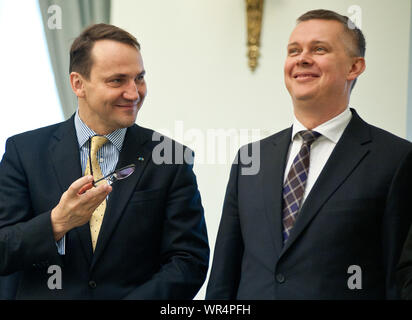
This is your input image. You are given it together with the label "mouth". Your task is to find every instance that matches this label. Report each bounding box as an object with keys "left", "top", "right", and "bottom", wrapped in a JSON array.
[
  {"left": 115, "top": 103, "right": 138, "bottom": 109},
  {"left": 293, "top": 73, "right": 320, "bottom": 79}
]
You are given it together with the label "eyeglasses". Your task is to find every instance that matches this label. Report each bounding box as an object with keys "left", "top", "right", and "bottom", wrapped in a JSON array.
[
  {"left": 93, "top": 164, "right": 136, "bottom": 186},
  {"left": 88, "top": 136, "right": 136, "bottom": 187}
]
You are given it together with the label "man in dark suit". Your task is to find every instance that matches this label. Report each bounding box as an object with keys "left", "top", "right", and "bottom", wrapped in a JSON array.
[
  {"left": 206, "top": 9, "right": 412, "bottom": 299},
  {"left": 0, "top": 23, "right": 209, "bottom": 299}
]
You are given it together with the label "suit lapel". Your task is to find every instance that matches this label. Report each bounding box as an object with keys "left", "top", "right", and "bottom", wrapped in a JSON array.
[
  {"left": 260, "top": 128, "right": 292, "bottom": 257},
  {"left": 281, "top": 110, "right": 372, "bottom": 254},
  {"left": 48, "top": 116, "right": 94, "bottom": 264},
  {"left": 90, "top": 124, "right": 152, "bottom": 270},
  {"left": 49, "top": 116, "right": 82, "bottom": 193}
]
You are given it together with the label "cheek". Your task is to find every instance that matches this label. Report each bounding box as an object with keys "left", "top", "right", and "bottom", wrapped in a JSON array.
[
  {"left": 107, "top": 90, "right": 125, "bottom": 104},
  {"left": 284, "top": 62, "right": 294, "bottom": 89},
  {"left": 139, "top": 85, "right": 148, "bottom": 100},
  {"left": 284, "top": 59, "right": 293, "bottom": 76},
  {"left": 324, "top": 64, "right": 348, "bottom": 82}
]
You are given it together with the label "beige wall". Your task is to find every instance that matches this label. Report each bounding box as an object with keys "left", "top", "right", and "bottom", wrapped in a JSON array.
[{"left": 112, "top": 0, "right": 411, "bottom": 299}]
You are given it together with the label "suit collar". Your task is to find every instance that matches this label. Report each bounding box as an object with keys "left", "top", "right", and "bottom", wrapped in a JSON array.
[{"left": 291, "top": 107, "right": 353, "bottom": 144}]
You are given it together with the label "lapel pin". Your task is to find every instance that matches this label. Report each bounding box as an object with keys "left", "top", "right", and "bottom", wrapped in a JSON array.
[{"left": 137, "top": 156, "right": 144, "bottom": 162}]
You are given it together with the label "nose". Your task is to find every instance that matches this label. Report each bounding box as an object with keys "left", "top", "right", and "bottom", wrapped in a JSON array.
[
  {"left": 123, "top": 80, "right": 140, "bottom": 101},
  {"left": 297, "top": 50, "right": 313, "bottom": 67}
]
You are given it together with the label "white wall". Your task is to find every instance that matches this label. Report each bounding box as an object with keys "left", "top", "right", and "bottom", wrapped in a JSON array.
[{"left": 112, "top": 0, "right": 412, "bottom": 299}]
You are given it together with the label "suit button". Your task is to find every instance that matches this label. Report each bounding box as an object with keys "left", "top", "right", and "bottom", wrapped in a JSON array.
[
  {"left": 89, "top": 280, "right": 97, "bottom": 289},
  {"left": 276, "top": 273, "right": 285, "bottom": 283}
]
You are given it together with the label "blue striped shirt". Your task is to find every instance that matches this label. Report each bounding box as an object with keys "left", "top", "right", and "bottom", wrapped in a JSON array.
[
  {"left": 75, "top": 110, "right": 127, "bottom": 177},
  {"left": 56, "top": 110, "right": 127, "bottom": 254}
]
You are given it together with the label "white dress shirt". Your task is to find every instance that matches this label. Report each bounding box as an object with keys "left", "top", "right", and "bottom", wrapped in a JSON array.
[{"left": 284, "top": 107, "right": 352, "bottom": 204}]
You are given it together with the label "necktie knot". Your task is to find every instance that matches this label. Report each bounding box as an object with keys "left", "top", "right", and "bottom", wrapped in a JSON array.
[
  {"left": 90, "top": 135, "right": 108, "bottom": 155},
  {"left": 298, "top": 130, "right": 321, "bottom": 146}
]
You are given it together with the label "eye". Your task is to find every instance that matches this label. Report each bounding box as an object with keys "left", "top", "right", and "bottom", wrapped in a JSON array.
[
  {"left": 135, "top": 74, "right": 145, "bottom": 82},
  {"left": 106, "top": 78, "right": 124, "bottom": 88},
  {"left": 314, "top": 47, "right": 327, "bottom": 53},
  {"left": 288, "top": 48, "right": 300, "bottom": 56},
  {"left": 109, "top": 78, "right": 123, "bottom": 84}
]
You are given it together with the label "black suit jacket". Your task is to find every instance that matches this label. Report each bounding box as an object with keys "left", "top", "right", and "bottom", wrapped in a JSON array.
[
  {"left": 0, "top": 115, "right": 209, "bottom": 299},
  {"left": 206, "top": 109, "right": 412, "bottom": 300}
]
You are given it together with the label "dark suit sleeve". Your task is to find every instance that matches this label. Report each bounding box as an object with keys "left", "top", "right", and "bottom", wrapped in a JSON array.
[
  {"left": 123, "top": 159, "right": 209, "bottom": 299},
  {"left": 206, "top": 156, "right": 244, "bottom": 299},
  {"left": 0, "top": 137, "right": 62, "bottom": 275},
  {"left": 395, "top": 151, "right": 412, "bottom": 299}
]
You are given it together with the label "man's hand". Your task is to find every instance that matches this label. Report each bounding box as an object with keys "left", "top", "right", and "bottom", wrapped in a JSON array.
[{"left": 50, "top": 175, "right": 112, "bottom": 241}]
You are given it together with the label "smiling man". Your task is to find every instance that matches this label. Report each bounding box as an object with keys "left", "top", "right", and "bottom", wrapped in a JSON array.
[
  {"left": 206, "top": 9, "right": 412, "bottom": 299},
  {"left": 0, "top": 24, "right": 209, "bottom": 299}
]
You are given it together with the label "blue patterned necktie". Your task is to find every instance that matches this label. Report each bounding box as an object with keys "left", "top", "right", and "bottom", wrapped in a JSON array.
[{"left": 282, "top": 130, "right": 321, "bottom": 243}]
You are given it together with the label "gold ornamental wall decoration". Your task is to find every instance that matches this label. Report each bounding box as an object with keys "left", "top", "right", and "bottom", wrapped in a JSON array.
[{"left": 246, "top": 0, "right": 264, "bottom": 72}]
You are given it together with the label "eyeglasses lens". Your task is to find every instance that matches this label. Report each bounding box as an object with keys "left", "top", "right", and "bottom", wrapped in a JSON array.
[{"left": 117, "top": 167, "right": 135, "bottom": 179}]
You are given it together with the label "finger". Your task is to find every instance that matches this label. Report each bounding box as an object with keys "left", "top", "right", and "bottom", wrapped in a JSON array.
[
  {"left": 81, "top": 183, "right": 112, "bottom": 202},
  {"left": 67, "top": 175, "right": 94, "bottom": 197},
  {"left": 83, "top": 185, "right": 112, "bottom": 212},
  {"left": 78, "top": 182, "right": 93, "bottom": 195}
]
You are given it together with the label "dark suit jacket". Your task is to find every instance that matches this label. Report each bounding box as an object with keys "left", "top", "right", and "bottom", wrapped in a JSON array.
[
  {"left": 0, "top": 115, "right": 209, "bottom": 299},
  {"left": 206, "top": 109, "right": 412, "bottom": 300}
]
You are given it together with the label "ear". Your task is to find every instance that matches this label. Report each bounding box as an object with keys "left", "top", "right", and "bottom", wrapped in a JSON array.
[
  {"left": 347, "top": 57, "right": 366, "bottom": 82},
  {"left": 70, "top": 72, "right": 86, "bottom": 98}
]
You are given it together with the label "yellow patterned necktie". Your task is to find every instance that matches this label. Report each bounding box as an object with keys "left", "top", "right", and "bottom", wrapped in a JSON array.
[{"left": 84, "top": 135, "right": 109, "bottom": 251}]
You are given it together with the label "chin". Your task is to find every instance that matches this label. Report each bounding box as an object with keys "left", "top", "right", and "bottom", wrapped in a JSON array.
[
  {"left": 293, "top": 93, "right": 316, "bottom": 101},
  {"left": 123, "top": 119, "right": 137, "bottom": 128},
  {"left": 114, "top": 117, "right": 137, "bottom": 129}
]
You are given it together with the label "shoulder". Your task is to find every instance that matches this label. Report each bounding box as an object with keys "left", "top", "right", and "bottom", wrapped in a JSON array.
[
  {"left": 238, "top": 127, "right": 291, "bottom": 153},
  {"left": 349, "top": 108, "right": 411, "bottom": 149},
  {"left": 5, "top": 119, "right": 69, "bottom": 149},
  {"left": 369, "top": 124, "right": 412, "bottom": 149},
  {"left": 354, "top": 114, "right": 412, "bottom": 156}
]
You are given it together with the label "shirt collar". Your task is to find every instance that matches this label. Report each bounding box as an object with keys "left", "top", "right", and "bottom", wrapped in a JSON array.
[
  {"left": 74, "top": 109, "right": 127, "bottom": 151},
  {"left": 291, "top": 107, "right": 352, "bottom": 144}
]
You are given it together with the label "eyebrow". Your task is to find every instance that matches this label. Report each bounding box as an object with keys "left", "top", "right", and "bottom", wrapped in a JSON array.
[
  {"left": 107, "top": 70, "right": 146, "bottom": 78},
  {"left": 287, "top": 40, "right": 329, "bottom": 48}
]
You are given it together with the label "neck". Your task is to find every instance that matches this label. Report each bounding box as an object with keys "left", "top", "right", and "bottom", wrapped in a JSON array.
[
  {"left": 293, "top": 100, "right": 349, "bottom": 130},
  {"left": 78, "top": 106, "right": 114, "bottom": 136}
]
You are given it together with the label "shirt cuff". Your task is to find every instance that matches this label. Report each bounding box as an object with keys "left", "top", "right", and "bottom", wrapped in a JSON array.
[{"left": 55, "top": 235, "right": 66, "bottom": 255}]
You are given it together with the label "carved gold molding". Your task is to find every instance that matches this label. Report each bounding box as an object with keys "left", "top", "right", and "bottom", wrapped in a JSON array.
[{"left": 246, "top": 0, "right": 264, "bottom": 72}]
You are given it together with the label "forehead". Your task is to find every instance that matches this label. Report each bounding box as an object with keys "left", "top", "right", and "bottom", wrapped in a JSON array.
[
  {"left": 90, "top": 39, "right": 144, "bottom": 76},
  {"left": 288, "top": 19, "right": 345, "bottom": 45}
]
